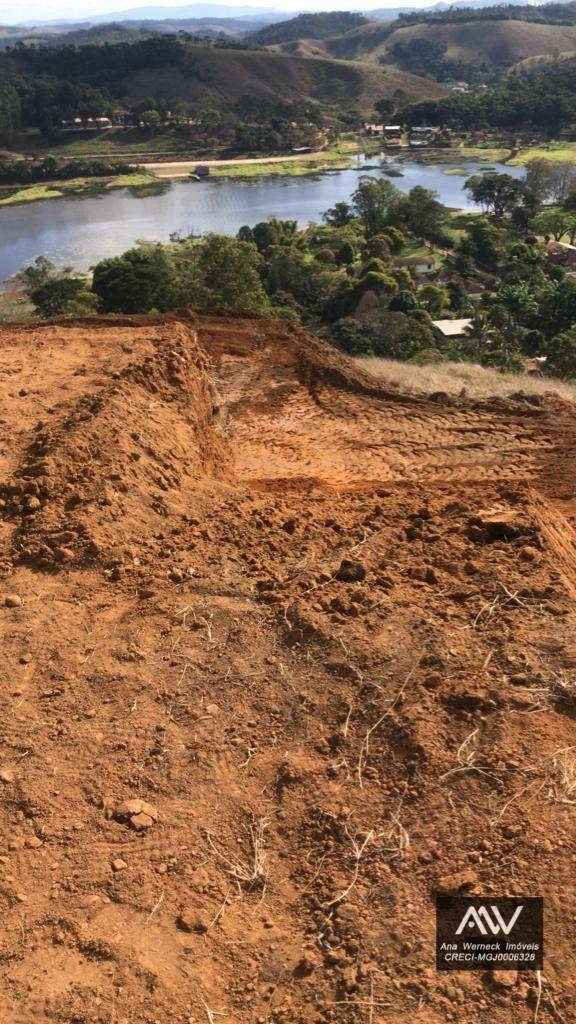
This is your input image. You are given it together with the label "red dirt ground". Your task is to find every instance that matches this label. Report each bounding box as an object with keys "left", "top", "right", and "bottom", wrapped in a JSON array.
[{"left": 0, "top": 310, "right": 576, "bottom": 1024}]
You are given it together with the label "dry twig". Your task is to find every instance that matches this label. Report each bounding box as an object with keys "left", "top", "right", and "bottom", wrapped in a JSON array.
[{"left": 324, "top": 826, "right": 374, "bottom": 908}]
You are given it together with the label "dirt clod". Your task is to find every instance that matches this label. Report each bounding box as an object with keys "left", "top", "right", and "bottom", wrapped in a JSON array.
[{"left": 335, "top": 559, "right": 366, "bottom": 583}]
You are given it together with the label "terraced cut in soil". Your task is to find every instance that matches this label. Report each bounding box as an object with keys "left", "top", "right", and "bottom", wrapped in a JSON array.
[{"left": 0, "top": 310, "right": 575, "bottom": 1024}]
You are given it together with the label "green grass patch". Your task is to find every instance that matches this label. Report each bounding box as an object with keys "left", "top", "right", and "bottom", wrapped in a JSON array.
[
  {"left": 509, "top": 143, "right": 576, "bottom": 165},
  {"left": 404, "top": 242, "right": 445, "bottom": 268},
  {"left": 0, "top": 171, "right": 157, "bottom": 207},
  {"left": 105, "top": 172, "right": 158, "bottom": 188},
  {"left": 15, "top": 126, "right": 195, "bottom": 158},
  {"left": 0, "top": 184, "right": 64, "bottom": 206},
  {"left": 459, "top": 146, "right": 512, "bottom": 162},
  {"left": 442, "top": 167, "right": 472, "bottom": 176},
  {"left": 209, "top": 155, "right": 352, "bottom": 179}
]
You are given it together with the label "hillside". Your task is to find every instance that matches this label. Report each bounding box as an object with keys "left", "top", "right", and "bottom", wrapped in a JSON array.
[
  {"left": 253, "top": 7, "right": 576, "bottom": 77},
  {"left": 380, "top": 17, "right": 576, "bottom": 68},
  {"left": 118, "top": 49, "right": 446, "bottom": 111},
  {"left": 5, "top": 40, "right": 445, "bottom": 117},
  {"left": 0, "top": 309, "right": 575, "bottom": 1022},
  {"left": 248, "top": 11, "right": 369, "bottom": 47}
]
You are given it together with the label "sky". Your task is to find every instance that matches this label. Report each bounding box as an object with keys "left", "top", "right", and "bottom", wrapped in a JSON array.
[{"left": 0, "top": 0, "right": 419, "bottom": 26}]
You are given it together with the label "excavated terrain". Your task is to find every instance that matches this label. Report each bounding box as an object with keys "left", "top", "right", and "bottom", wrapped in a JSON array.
[{"left": 0, "top": 310, "right": 576, "bottom": 1024}]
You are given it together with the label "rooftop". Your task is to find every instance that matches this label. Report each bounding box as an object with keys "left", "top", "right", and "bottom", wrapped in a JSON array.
[{"left": 432, "top": 318, "right": 473, "bottom": 337}]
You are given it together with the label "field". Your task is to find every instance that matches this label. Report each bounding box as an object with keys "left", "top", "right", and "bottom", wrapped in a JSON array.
[
  {"left": 508, "top": 142, "right": 576, "bottom": 165},
  {"left": 0, "top": 310, "right": 575, "bottom": 1023},
  {"left": 360, "top": 355, "right": 576, "bottom": 401},
  {"left": 14, "top": 127, "right": 198, "bottom": 159}
]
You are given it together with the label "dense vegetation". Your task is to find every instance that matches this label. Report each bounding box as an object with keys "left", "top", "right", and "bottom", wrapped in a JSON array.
[
  {"left": 0, "top": 156, "right": 136, "bottom": 185},
  {"left": 400, "top": 58, "right": 576, "bottom": 131},
  {"left": 20, "top": 163, "right": 576, "bottom": 381},
  {"left": 386, "top": 37, "right": 472, "bottom": 84}
]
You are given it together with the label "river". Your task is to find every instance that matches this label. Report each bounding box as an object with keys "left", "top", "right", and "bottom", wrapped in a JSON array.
[{"left": 0, "top": 155, "right": 524, "bottom": 281}]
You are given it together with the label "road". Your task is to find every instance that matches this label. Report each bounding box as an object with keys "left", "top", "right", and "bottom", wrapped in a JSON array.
[{"left": 143, "top": 150, "right": 346, "bottom": 178}]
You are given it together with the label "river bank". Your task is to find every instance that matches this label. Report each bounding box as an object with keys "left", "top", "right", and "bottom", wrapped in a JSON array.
[
  {"left": 1, "top": 138, "right": 572, "bottom": 207},
  {"left": 0, "top": 171, "right": 158, "bottom": 208}
]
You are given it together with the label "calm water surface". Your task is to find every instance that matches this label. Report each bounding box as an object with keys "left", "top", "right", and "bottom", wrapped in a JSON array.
[{"left": 0, "top": 156, "right": 524, "bottom": 280}]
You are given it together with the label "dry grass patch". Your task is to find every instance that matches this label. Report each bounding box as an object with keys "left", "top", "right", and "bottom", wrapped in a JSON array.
[{"left": 358, "top": 357, "right": 576, "bottom": 403}]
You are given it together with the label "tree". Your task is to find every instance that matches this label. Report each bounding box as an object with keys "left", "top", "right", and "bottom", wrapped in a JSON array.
[
  {"left": 533, "top": 208, "right": 576, "bottom": 242},
  {"left": 456, "top": 217, "right": 504, "bottom": 272},
  {"left": 364, "top": 234, "right": 391, "bottom": 260},
  {"left": 29, "top": 277, "right": 91, "bottom": 318},
  {"left": 380, "top": 227, "right": 405, "bottom": 255},
  {"left": 19, "top": 255, "right": 58, "bottom": 290},
  {"left": 546, "top": 329, "right": 576, "bottom": 379},
  {"left": 139, "top": 109, "right": 162, "bottom": 133},
  {"left": 457, "top": 311, "right": 522, "bottom": 370},
  {"left": 418, "top": 284, "right": 449, "bottom": 317},
  {"left": 375, "top": 98, "right": 395, "bottom": 121},
  {"left": 92, "top": 247, "right": 177, "bottom": 313},
  {"left": 315, "top": 248, "right": 335, "bottom": 265},
  {"left": 537, "top": 278, "right": 576, "bottom": 336},
  {"left": 391, "top": 37, "right": 448, "bottom": 78},
  {"left": 391, "top": 186, "right": 448, "bottom": 241},
  {"left": 21, "top": 257, "right": 92, "bottom": 318},
  {"left": 336, "top": 242, "right": 355, "bottom": 265},
  {"left": 464, "top": 173, "right": 529, "bottom": 220},
  {"left": 388, "top": 289, "right": 419, "bottom": 313},
  {"left": 198, "top": 235, "right": 269, "bottom": 312},
  {"left": 523, "top": 159, "right": 576, "bottom": 207},
  {"left": 331, "top": 309, "right": 433, "bottom": 359},
  {"left": 351, "top": 177, "right": 400, "bottom": 237},
  {"left": 250, "top": 218, "right": 297, "bottom": 254},
  {"left": 490, "top": 281, "right": 540, "bottom": 338},
  {"left": 265, "top": 246, "right": 310, "bottom": 300},
  {"left": 323, "top": 201, "right": 353, "bottom": 228},
  {"left": 0, "top": 77, "right": 21, "bottom": 146}
]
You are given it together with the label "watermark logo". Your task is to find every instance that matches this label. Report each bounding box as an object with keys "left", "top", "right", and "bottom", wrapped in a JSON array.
[
  {"left": 436, "top": 897, "right": 543, "bottom": 971},
  {"left": 455, "top": 904, "right": 523, "bottom": 937}
]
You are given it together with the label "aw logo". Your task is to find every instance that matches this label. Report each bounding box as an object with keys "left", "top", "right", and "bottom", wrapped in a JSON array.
[
  {"left": 436, "top": 896, "right": 543, "bottom": 972},
  {"left": 455, "top": 904, "right": 523, "bottom": 936}
]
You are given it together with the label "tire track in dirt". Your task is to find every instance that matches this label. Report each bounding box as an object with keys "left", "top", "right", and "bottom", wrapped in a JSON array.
[{"left": 211, "top": 343, "right": 552, "bottom": 489}]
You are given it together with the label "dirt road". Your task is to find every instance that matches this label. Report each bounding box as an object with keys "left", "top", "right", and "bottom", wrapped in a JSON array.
[
  {"left": 143, "top": 150, "right": 346, "bottom": 177},
  {"left": 0, "top": 311, "right": 575, "bottom": 1023}
]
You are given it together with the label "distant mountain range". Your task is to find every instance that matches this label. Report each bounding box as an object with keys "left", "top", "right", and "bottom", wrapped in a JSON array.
[
  {"left": 12, "top": 0, "right": 545, "bottom": 30},
  {"left": 17, "top": 4, "right": 282, "bottom": 27}
]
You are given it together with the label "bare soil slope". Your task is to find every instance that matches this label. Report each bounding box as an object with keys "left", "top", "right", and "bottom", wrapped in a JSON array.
[{"left": 0, "top": 311, "right": 576, "bottom": 1023}]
